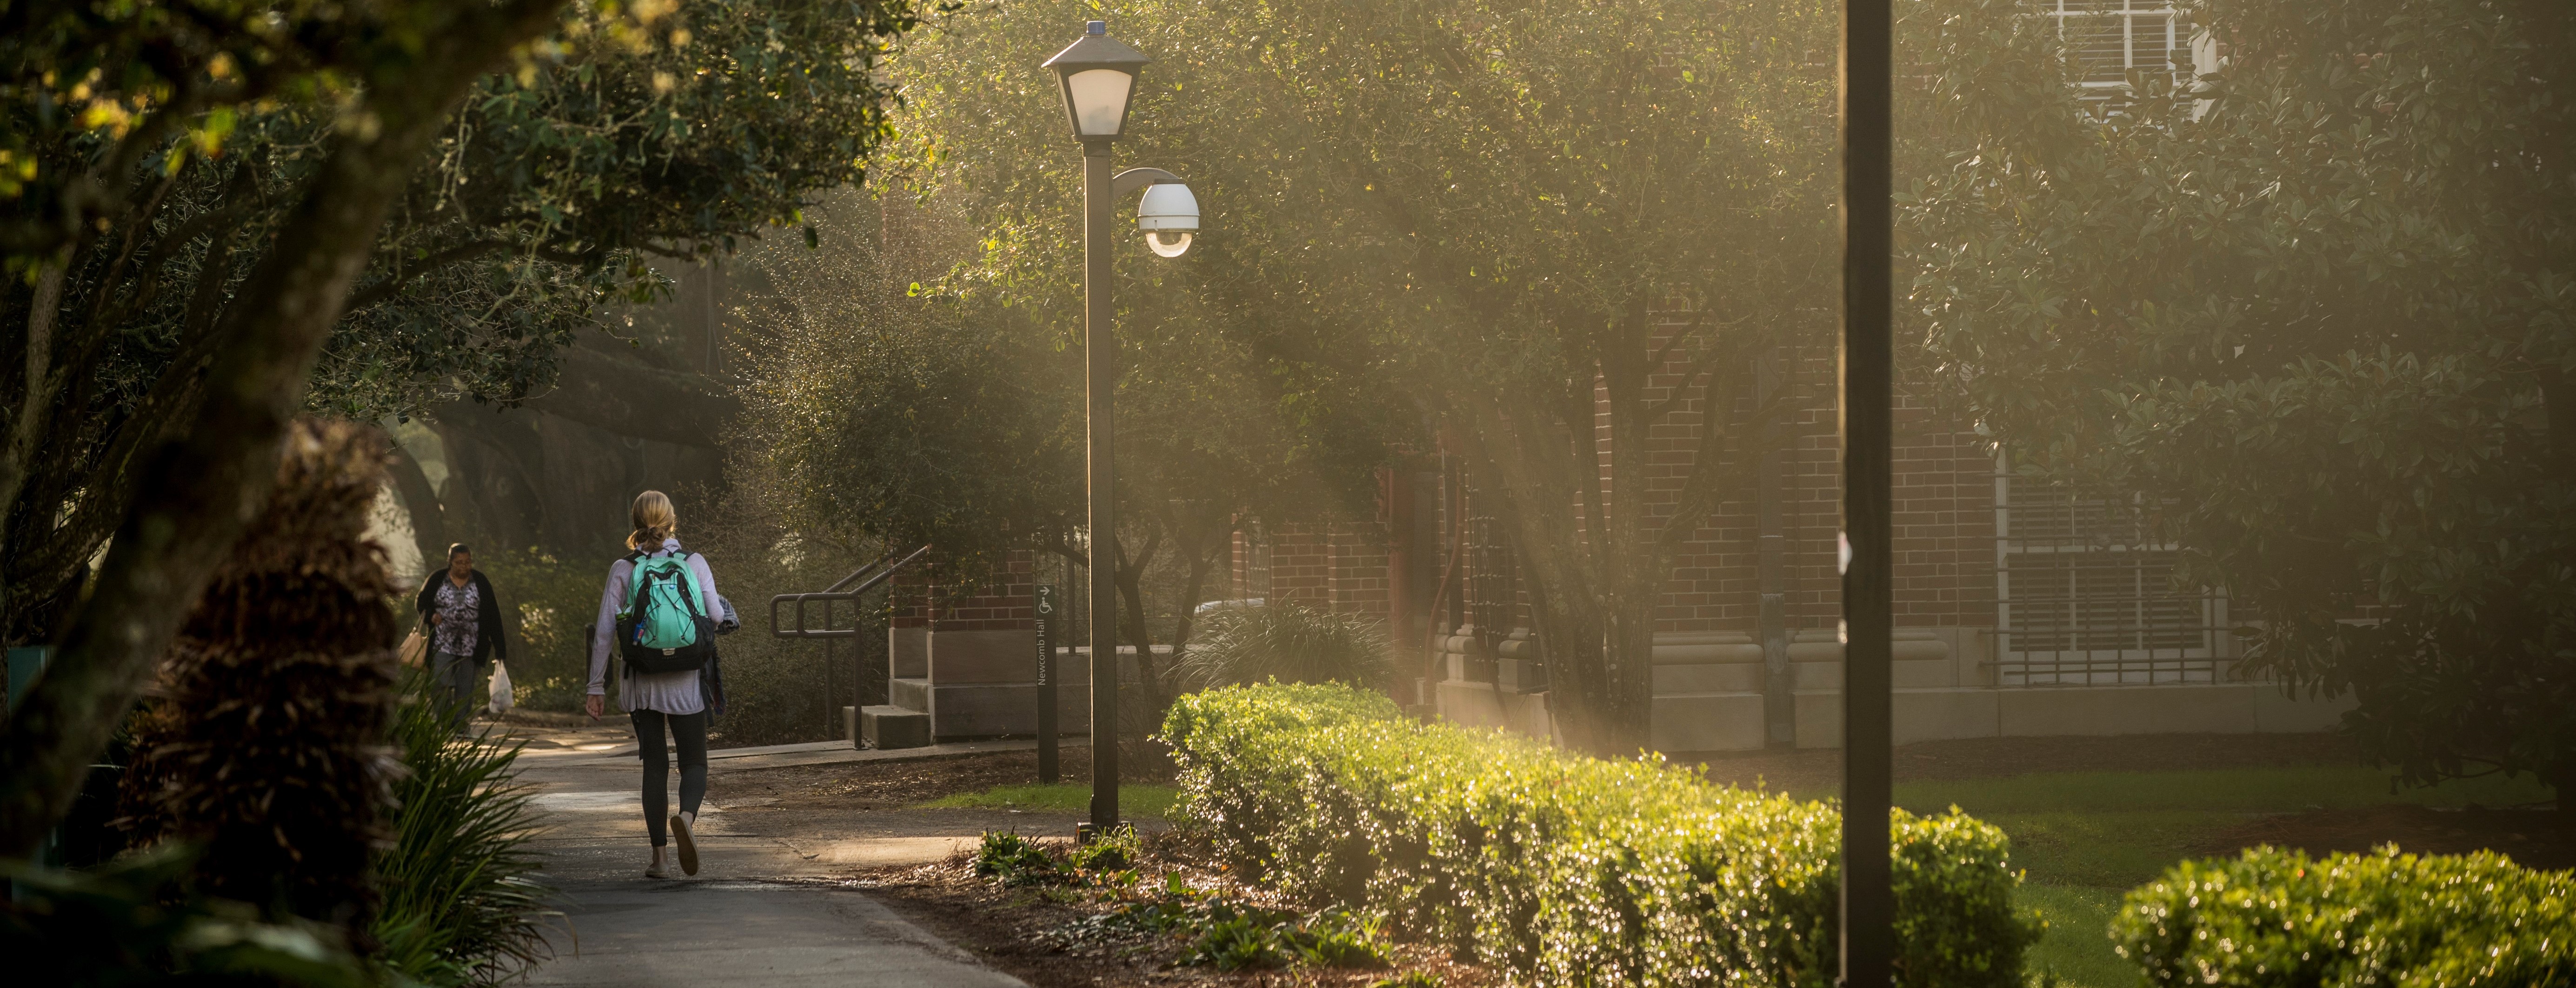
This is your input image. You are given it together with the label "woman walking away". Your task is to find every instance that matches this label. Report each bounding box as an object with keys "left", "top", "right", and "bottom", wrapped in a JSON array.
[
  {"left": 416, "top": 543, "right": 507, "bottom": 735},
  {"left": 586, "top": 491, "right": 735, "bottom": 878}
]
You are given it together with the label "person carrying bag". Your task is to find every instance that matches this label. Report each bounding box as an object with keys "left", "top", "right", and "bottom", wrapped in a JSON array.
[
  {"left": 586, "top": 491, "right": 736, "bottom": 879},
  {"left": 415, "top": 543, "right": 507, "bottom": 735}
]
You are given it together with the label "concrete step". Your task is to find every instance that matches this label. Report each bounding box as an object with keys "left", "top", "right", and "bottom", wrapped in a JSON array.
[{"left": 859, "top": 705, "right": 932, "bottom": 750}]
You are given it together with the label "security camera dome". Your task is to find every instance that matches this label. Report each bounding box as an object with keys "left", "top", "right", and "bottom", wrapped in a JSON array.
[{"left": 1137, "top": 182, "right": 1198, "bottom": 257}]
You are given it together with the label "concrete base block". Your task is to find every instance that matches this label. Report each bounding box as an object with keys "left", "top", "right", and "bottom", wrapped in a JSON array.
[
  {"left": 1434, "top": 680, "right": 1552, "bottom": 738},
  {"left": 1653, "top": 662, "right": 1762, "bottom": 694},
  {"left": 930, "top": 629, "right": 1039, "bottom": 684},
  {"left": 890, "top": 626, "right": 929, "bottom": 679},
  {"left": 860, "top": 705, "right": 931, "bottom": 749},
  {"left": 1651, "top": 692, "right": 1765, "bottom": 752},
  {"left": 1792, "top": 658, "right": 1953, "bottom": 690},
  {"left": 890, "top": 678, "right": 1091, "bottom": 739},
  {"left": 1998, "top": 683, "right": 2258, "bottom": 737},
  {"left": 1793, "top": 688, "right": 2006, "bottom": 748}
]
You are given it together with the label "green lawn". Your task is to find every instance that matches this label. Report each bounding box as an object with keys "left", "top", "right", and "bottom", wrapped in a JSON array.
[{"left": 917, "top": 782, "right": 1182, "bottom": 820}]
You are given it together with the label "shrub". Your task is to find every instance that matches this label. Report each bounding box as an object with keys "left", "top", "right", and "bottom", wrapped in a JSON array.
[
  {"left": 467, "top": 548, "right": 606, "bottom": 714},
  {"left": 975, "top": 831, "right": 1065, "bottom": 887},
  {"left": 1160, "top": 683, "right": 2038, "bottom": 988},
  {"left": 371, "top": 675, "right": 553, "bottom": 986},
  {"left": 1069, "top": 825, "right": 1142, "bottom": 874},
  {"left": 2112, "top": 845, "right": 2575, "bottom": 987},
  {"left": 1178, "top": 602, "right": 1391, "bottom": 692}
]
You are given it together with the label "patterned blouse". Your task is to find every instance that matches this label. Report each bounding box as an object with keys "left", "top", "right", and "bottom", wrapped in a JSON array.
[{"left": 433, "top": 578, "right": 481, "bottom": 657}]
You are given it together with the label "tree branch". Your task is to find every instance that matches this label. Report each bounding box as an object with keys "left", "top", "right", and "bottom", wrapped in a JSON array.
[
  {"left": 344, "top": 239, "right": 511, "bottom": 311},
  {"left": 0, "top": 0, "right": 574, "bottom": 856}
]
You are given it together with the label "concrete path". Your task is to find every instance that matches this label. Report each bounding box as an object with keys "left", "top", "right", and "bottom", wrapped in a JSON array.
[{"left": 512, "top": 728, "right": 1035, "bottom": 987}]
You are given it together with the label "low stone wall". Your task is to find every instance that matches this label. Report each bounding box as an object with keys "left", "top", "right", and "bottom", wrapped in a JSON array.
[{"left": 1433, "top": 628, "right": 2356, "bottom": 752}]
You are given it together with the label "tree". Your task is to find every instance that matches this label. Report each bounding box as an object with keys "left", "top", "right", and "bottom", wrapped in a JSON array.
[
  {"left": 730, "top": 183, "right": 1352, "bottom": 719},
  {"left": 1907, "top": 0, "right": 2576, "bottom": 804},
  {"left": 0, "top": 0, "right": 937, "bottom": 854},
  {"left": 884, "top": 0, "right": 1841, "bottom": 754}
]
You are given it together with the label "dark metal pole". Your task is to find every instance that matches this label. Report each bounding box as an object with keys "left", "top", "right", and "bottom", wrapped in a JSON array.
[
  {"left": 1758, "top": 345, "right": 1794, "bottom": 749},
  {"left": 1840, "top": 0, "right": 1895, "bottom": 983},
  {"left": 1083, "top": 139, "right": 1121, "bottom": 834},
  {"left": 1036, "top": 584, "right": 1060, "bottom": 783}
]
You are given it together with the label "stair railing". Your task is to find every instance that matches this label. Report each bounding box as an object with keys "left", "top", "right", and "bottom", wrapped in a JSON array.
[{"left": 769, "top": 543, "right": 932, "bottom": 640}]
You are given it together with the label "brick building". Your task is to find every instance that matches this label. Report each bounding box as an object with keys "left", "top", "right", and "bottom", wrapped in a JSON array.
[{"left": 1221, "top": 324, "right": 2345, "bottom": 751}]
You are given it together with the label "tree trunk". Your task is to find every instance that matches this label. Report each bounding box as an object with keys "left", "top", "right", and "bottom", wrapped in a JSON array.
[
  {"left": 0, "top": 0, "right": 570, "bottom": 857},
  {"left": 385, "top": 439, "right": 447, "bottom": 567}
]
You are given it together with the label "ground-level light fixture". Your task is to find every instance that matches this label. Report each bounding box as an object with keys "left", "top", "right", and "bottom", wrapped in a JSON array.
[{"left": 1044, "top": 20, "right": 1198, "bottom": 841}]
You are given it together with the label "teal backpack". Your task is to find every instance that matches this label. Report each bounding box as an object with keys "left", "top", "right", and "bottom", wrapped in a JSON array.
[{"left": 615, "top": 551, "right": 716, "bottom": 674}]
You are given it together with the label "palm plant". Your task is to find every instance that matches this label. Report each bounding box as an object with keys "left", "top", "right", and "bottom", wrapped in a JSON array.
[
  {"left": 1177, "top": 602, "right": 1391, "bottom": 693},
  {"left": 370, "top": 673, "right": 555, "bottom": 986},
  {"left": 116, "top": 420, "right": 403, "bottom": 932}
]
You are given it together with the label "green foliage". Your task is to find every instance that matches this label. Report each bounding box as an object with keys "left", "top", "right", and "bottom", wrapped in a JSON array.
[
  {"left": 371, "top": 675, "right": 552, "bottom": 987},
  {"left": 1371, "top": 973, "right": 1443, "bottom": 988},
  {"left": 1177, "top": 601, "right": 1392, "bottom": 693},
  {"left": 1162, "top": 683, "right": 2039, "bottom": 987},
  {"left": 1905, "top": 0, "right": 2576, "bottom": 794},
  {"left": 469, "top": 547, "right": 607, "bottom": 713},
  {"left": 973, "top": 831, "right": 1065, "bottom": 888},
  {"left": 889, "top": 0, "right": 1839, "bottom": 753},
  {"left": 728, "top": 192, "right": 1079, "bottom": 570},
  {"left": 2112, "top": 846, "right": 2575, "bottom": 987},
  {"left": 0, "top": 846, "right": 373, "bottom": 988},
  {"left": 1067, "top": 825, "right": 1141, "bottom": 874},
  {"left": 2, "top": 0, "right": 937, "bottom": 644},
  {"left": 1059, "top": 894, "right": 1390, "bottom": 972}
]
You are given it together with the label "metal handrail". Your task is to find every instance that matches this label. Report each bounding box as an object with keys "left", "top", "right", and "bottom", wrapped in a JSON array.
[{"left": 769, "top": 544, "right": 932, "bottom": 639}]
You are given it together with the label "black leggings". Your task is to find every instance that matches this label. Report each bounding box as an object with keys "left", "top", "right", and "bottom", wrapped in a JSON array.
[{"left": 631, "top": 709, "right": 708, "bottom": 847}]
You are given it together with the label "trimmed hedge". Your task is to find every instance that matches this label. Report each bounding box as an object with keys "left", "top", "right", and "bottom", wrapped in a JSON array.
[
  {"left": 2113, "top": 846, "right": 2575, "bottom": 987},
  {"left": 1160, "top": 683, "right": 2037, "bottom": 987}
]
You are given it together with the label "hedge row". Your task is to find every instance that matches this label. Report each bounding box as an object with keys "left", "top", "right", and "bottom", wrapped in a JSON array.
[
  {"left": 1160, "top": 683, "right": 2037, "bottom": 987},
  {"left": 2114, "top": 845, "right": 2575, "bottom": 987}
]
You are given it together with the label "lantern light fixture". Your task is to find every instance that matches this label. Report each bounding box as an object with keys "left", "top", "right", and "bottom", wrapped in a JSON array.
[{"left": 1042, "top": 20, "right": 1152, "bottom": 141}]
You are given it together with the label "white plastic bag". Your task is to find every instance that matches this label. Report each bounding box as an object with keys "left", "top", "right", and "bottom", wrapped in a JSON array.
[{"left": 487, "top": 660, "right": 515, "bottom": 715}]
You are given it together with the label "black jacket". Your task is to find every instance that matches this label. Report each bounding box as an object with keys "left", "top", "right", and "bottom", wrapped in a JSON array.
[{"left": 414, "top": 569, "right": 508, "bottom": 663}]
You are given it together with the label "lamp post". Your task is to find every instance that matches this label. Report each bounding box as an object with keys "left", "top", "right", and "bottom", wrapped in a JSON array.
[
  {"left": 1840, "top": 0, "right": 1895, "bottom": 984},
  {"left": 1043, "top": 20, "right": 1197, "bottom": 839}
]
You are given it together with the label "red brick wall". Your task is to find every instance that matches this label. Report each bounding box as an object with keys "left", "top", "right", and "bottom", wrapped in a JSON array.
[
  {"left": 1230, "top": 327, "right": 2000, "bottom": 638},
  {"left": 887, "top": 551, "right": 1036, "bottom": 631}
]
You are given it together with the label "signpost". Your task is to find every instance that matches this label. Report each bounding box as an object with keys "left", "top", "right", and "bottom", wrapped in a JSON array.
[{"left": 1035, "top": 584, "right": 1060, "bottom": 783}]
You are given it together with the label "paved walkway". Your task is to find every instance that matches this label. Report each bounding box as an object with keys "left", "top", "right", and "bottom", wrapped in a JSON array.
[{"left": 513, "top": 729, "right": 1040, "bottom": 987}]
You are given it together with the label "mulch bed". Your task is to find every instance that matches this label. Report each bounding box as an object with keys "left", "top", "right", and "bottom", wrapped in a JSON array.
[
  {"left": 722, "top": 748, "right": 1132, "bottom": 811},
  {"left": 851, "top": 833, "right": 1494, "bottom": 988}
]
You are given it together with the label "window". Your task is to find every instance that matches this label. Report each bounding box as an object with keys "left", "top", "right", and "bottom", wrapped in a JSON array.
[
  {"left": 1994, "top": 473, "right": 2230, "bottom": 685},
  {"left": 2047, "top": 0, "right": 2213, "bottom": 99}
]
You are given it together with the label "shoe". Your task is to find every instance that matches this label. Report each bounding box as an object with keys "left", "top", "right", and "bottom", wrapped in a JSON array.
[
  {"left": 671, "top": 814, "right": 699, "bottom": 876},
  {"left": 645, "top": 856, "right": 671, "bottom": 880}
]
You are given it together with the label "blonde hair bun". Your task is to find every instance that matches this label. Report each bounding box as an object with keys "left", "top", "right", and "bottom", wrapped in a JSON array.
[{"left": 628, "top": 490, "right": 679, "bottom": 551}]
